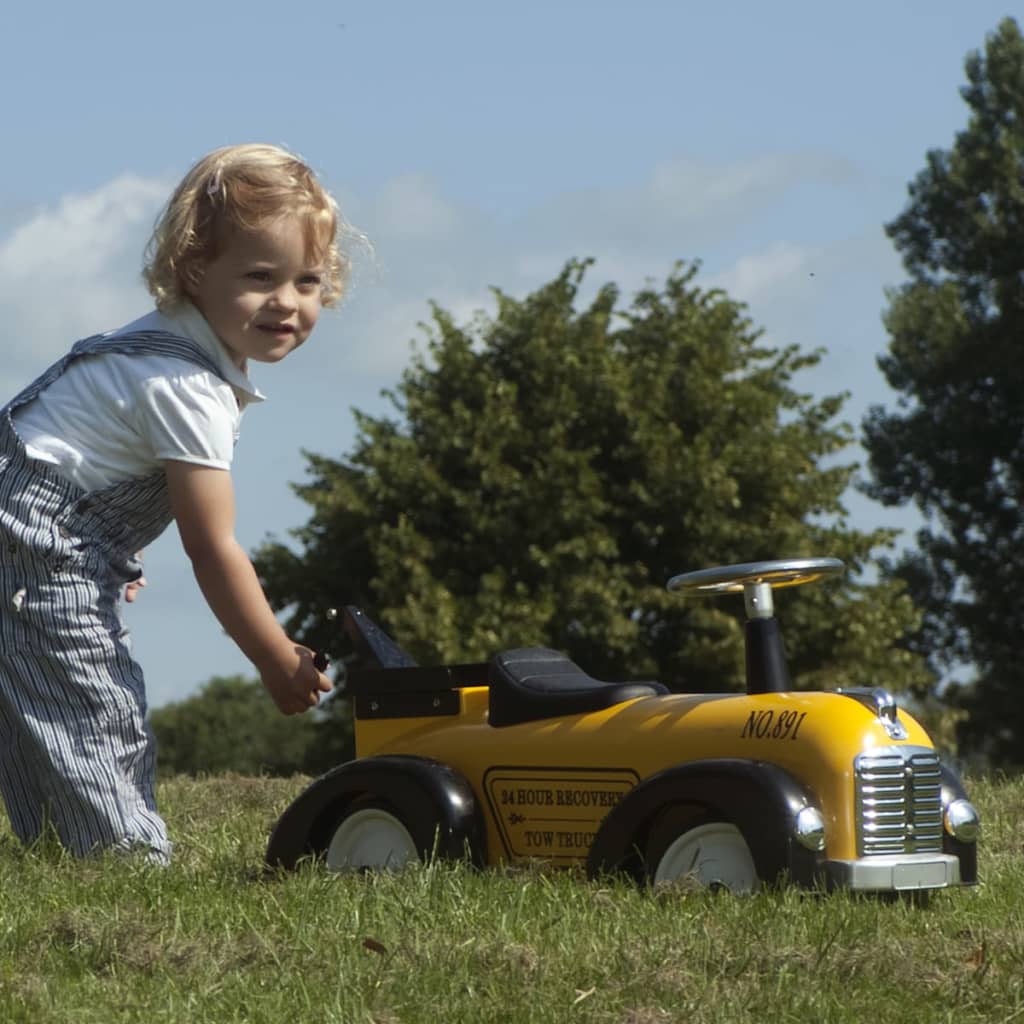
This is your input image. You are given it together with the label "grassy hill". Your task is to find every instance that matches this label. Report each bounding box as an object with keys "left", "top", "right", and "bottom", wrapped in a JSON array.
[{"left": 1, "top": 773, "right": 1022, "bottom": 1024}]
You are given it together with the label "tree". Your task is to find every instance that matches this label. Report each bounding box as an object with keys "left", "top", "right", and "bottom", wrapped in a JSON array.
[
  {"left": 150, "top": 675, "right": 353, "bottom": 778},
  {"left": 862, "top": 18, "right": 1024, "bottom": 761},
  {"left": 256, "top": 260, "right": 930, "bottom": 697}
]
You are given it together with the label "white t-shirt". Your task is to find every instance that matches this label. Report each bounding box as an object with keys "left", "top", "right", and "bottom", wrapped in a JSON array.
[{"left": 12, "top": 304, "right": 264, "bottom": 492}]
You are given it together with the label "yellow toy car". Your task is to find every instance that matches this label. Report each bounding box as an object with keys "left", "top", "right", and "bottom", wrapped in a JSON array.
[{"left": 266, "top": 558, "right": 979, "bottom": 893}]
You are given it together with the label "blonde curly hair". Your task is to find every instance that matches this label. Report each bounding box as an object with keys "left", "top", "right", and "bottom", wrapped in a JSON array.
[{"left": 143, "top": 143, "right": 346, "bottom": 311}]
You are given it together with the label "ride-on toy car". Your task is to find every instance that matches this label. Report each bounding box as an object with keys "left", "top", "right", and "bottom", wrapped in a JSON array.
[{"left": 266, "top": 558, "right": 980, "bottom": 893}]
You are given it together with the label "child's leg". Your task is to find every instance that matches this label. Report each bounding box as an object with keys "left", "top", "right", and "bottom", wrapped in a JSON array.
[
  {"left": 1, "top": 424, "right": 174, "bottom": 861},
  {"left": 0, "top": 649, "right": 171, "bottom": 863},
  {"left": 0, "top": 701, "right": 48, "bottom": 844}
]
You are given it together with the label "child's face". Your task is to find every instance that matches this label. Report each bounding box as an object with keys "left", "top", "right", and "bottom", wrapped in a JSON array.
[{"left": 187, "top": 215, "right": 324, "bottom": 367}]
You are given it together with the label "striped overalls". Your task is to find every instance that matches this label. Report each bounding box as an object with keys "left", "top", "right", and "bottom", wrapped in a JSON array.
[{"left": 0, "top": 330, "right": 228, "bottom": 862}]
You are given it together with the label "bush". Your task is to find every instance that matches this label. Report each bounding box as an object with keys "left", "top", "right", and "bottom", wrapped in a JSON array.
[{"left": 149, "top": 675, "right": 353, "bottom": 778}]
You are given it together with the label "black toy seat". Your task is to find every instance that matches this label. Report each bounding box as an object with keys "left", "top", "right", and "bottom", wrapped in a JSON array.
[{"left": 488, "top": 647, "right": 667, "bottom": 728}]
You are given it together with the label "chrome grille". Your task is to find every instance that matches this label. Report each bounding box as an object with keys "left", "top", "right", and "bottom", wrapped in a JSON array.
[{"left": 854, "top": 746, "right": 944, "bottom": 856}]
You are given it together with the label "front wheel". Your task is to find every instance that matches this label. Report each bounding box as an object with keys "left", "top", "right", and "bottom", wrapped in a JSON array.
[
  {"left": 646, "top": 813, "right": 759, "bottom": 893},
  {"left": 325, "top": 800, "right": 424, "bottom": 872}
]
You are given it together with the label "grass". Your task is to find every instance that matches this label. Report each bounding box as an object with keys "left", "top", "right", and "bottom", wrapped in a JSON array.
[{"left": 1, "top": 774, "right": 1023, "bottom": 1024}]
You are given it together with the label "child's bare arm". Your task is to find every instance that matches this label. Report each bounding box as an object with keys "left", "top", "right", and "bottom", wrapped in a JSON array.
[{"left": 164, "top": 460, "right": 332, "bottom": 715}]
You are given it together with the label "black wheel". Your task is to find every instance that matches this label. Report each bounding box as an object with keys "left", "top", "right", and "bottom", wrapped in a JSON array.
[
  {"left": 266, "top": 755, "right": 487, "bottom": 872},
  {"left": 645, "top": 806, "right": 759, "bottom": 893}
]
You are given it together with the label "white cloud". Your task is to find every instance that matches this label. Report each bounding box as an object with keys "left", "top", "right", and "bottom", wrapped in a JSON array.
[
  {"left": 325, "top": 285, "right": 497, "bottom": 381},
  {"left": 368, "top": 173, "right": 461, "bottom": 240},
  {"left": 706, "top": 240, "right": 815, "bottom": 304},
  {"left": 327, "top": 155, "right": 873, "bottom": 405},
  {"left": 0, "top": 175, "right": 168, "bottom": 391},
  {"left": 515, "top": 150, "right": 862, "bottom": 263},
  {"left": 647, "top": 152, "right": 857, "bottom": 222}
]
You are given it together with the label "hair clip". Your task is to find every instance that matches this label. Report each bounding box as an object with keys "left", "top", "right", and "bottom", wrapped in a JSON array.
[{"left": 206, "top": 164, "right": 224, "bottom": 200}]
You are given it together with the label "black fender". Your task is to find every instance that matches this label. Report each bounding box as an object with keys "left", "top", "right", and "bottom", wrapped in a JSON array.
[
  {"left": 939, "top": 762, "right": 978, "bottom": 885},
  {"left": 586, "top": 758, "right": 823, "bottom": 888},
  {"left": 265, "top": 755, "right": 486, "bottom": 870}
]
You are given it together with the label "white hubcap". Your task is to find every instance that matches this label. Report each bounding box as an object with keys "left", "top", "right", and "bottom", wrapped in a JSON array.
[
  {"left": 326, "top": 808, "right": 419, "bottom": 871},
  {"left": 653, "top": 822, "right": 758, "bottom": 893}
]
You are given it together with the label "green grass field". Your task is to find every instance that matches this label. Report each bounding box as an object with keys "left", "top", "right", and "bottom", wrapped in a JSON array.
[{"left": 1, "top": 773, "right": 1022, "bottom": 1024}]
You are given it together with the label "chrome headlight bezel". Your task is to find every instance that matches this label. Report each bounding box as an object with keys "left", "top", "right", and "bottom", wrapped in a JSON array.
[
  {"left": 944, "top": 798, "right": 980, "bottom": 843},
  {"left": 794, "top": 806, "right": 826, "bottom": 852}
]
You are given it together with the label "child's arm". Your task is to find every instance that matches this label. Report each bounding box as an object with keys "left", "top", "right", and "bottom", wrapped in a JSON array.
[{"left": 164, "top": 460, "right": 332, "bottom": 715}]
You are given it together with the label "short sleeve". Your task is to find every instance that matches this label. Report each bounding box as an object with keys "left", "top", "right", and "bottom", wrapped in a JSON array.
[{"left": 133, "top": 370, "right": 239, "bottom": 469}]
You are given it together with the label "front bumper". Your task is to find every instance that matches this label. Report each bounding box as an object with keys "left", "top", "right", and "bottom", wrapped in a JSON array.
[{"left": 826, "top": 853, "right": 962, "bottom": 892}]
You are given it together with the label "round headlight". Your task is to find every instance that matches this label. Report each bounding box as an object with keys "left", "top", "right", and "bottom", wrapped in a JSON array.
[
  {"left": 944, "top": 799, "right": 980, "bottom": 842},
  {"left": 794, "top": 806, "right": 826, "bottom": 852}
]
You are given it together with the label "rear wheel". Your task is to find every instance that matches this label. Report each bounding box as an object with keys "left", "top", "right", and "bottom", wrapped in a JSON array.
[
  {"left": 325, "top": 801, "right": 423, "bottom": 872},
  {"left": 646, "top": 810, "right": 758, "bottom": 893}
]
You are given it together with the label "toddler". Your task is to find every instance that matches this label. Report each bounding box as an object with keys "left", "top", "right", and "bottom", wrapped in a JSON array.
[{"left": 0, "top": 143, "right": 340, "bottom": 862}]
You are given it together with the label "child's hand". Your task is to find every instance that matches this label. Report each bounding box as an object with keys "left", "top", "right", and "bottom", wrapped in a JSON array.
[
  {"left": 124, "top": 551, "right": 147, "bottom": 602},
  {"left": 260, "top": 645, "right": 333, "bottom": 716}
]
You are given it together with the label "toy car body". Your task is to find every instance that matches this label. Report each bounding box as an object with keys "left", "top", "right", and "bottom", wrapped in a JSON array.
[{"left": 266, "top": 559, "right": 980, "bottom": 894}]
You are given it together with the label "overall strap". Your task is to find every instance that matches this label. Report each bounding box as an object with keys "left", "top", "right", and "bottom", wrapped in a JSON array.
[
  {"left": 4, "top": 329, "right": 228, "bottom": 417},
  {"left": 69, "top": 330, "right": 226, "bottom": 378}
]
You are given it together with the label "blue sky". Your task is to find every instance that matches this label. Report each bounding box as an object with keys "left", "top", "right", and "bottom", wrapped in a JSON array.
[{"left": 1, "top": 1, "right": 1016, "bottom": 706}]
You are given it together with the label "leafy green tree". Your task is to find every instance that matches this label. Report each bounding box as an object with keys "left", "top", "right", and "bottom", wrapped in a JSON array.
[
  {"left": 257, "top": 260, "right": 930, "bottom": 697},
  {"left": 862, "top": 18, "right": 1024, "bottom": 761},
  {"left": 150, "top": 675, "right": 353, "bottom": 778}
]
